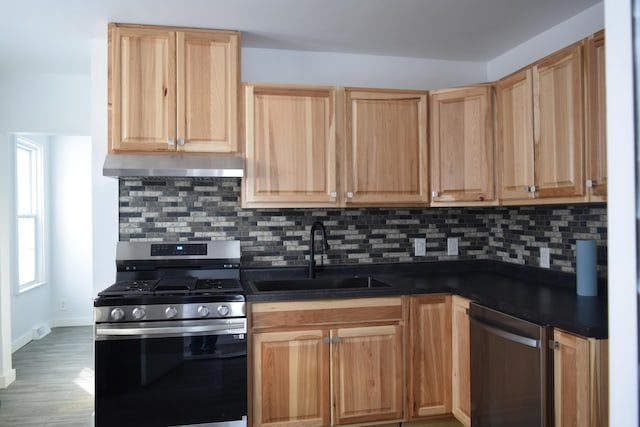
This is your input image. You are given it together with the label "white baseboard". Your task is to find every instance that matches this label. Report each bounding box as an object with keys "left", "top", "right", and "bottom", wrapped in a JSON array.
[
  {"left": 51, "top": 317, "right": 93, "bottom": 328},
  {"left": 12, "top": 329, "right": 33, "bottom": 353},
  {"left": 0, "top": 367, "right": 16, "bottom": 388},
  {"left": 12, "top": 318, "right": 92, "bottom": 353}
]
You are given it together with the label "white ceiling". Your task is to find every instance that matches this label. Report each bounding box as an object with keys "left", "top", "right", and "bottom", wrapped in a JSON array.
[{"left": 1, "top": 0, "right": 601, "bottom": 75}]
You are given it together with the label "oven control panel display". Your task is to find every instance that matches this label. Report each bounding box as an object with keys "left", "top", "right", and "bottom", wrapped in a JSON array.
[{"left": 151, "top": 243, "right": 207, "bottom": 257}]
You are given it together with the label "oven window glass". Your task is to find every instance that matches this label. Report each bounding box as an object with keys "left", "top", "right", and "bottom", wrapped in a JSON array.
[{"left": 95, "top": 332, "right": 247, "bottom": 426}]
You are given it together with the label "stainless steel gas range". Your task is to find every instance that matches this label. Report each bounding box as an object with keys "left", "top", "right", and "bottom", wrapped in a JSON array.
[{"left": 94, "top": 240, "right": 247, "bottom": 427}]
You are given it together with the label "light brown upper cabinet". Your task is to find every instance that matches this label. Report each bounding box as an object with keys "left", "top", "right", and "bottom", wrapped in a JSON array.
[
  {"left": 242, "top": 84, "right": 338, "bottom": 207},
  {"left": 430, "top": 84, "right": 496, "bottom": 206},
  {"left": 497, "top": 42, "right": 585, "bottom": 204},
  {"left": 109, "top": 23, "right": 240, "bottom": 154},
  {"left": 344, "top": 88, "right": 429, "bottom": 206},
  {"left": 585, "top": 30, "right": 607, "bottom": 201}
]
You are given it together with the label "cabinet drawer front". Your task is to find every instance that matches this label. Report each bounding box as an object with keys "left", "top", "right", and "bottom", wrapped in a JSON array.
[{"left": 251, "top": 297, "right": 403, "bottom": 329}]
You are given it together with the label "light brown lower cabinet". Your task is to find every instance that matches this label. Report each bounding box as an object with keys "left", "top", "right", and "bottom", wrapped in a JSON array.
[
  {"left": 450, "top": 296, "right": 471, "bottom": 427},
  {"left": 249, "top": 297, "right": 608, "bottom": 427},
  {"left": 553, "top": 329, "right": 609, "bottom": 427},
  {"left": 407, "top": 295, "right": 452, "bottom": 419},
  {"left": 249, "top": 297, "right": 404, "bottom": 427}
]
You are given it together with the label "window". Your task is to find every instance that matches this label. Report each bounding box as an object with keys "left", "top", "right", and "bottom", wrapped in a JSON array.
[{"left": 15, "top": 136, "right": 45, "bottom": 291}]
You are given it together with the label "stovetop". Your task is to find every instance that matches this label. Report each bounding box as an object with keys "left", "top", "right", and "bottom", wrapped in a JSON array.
[{"left": 98, "top": 276, "right": 243, "bottom": 297}]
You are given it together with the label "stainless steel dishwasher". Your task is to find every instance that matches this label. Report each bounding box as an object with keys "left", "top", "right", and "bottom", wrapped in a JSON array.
[{"left": 469, "top": 303, "right": 552, "bottom": 427}]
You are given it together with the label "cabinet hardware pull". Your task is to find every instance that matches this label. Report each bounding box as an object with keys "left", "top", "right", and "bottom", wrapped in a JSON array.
[
  {"left": 346, "top": 192, "right": 354, "bottom": 199},
  {"left": 586, "top": 179, "right": 597, "bottom": 188},
  {"left": 531, "top": 185, "right": 537, "bottom": 193},
  {"left": 330, "top": 191, "right": 337, "bottom": 198},
  {"left": 177, "top": 139, "right": 185, "bottom": 146},
  {"left": 168, "top": 138, "right": 175, "bottom": 145},
  {"left": 163, "top": 87, "right": 167, "bottom": 97},
  {"left": 432, "top": 191, "right": 439, "bottom": 197},
  {"left": 323, "top": 337, "right": 330, "bottom": 344},
  {"left": 332, "top": 336, "right": 340, "bottom": 344}
]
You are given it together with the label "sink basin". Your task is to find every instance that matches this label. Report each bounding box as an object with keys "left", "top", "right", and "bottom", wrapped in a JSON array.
[{"left": 251, "top": 276, "right": 392, "bottom": 292}]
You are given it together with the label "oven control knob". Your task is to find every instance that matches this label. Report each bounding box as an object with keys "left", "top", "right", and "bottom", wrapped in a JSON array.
[
  {"left": 132, "top": 307, "right": 145, "bottom": 320},
  {"left": 217, "top": 305, "right": 230, "bottom": 317},
  {"left": 165, "top": 306, "right": 178, "bottom": 319},
  {"left": 197, "top": 306, "right": 210, "bottom": 318},
  {"left": 110, "top": 308, "right": 125, "bottom": 321}
]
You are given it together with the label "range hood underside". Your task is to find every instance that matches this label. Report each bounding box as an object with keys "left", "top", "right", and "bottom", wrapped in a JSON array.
[{"left": 103, "top": 154, "right": 244, "bottom": 178}]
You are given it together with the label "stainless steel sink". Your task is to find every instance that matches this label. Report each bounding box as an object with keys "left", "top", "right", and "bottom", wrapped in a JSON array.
[{"left": 250, "top": 276, "right": 392, "bottom": 292}]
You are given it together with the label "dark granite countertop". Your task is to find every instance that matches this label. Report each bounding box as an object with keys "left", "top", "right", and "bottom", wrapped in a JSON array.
[{"left": 241, "top": 260, "right": 608, "bottom": 339}]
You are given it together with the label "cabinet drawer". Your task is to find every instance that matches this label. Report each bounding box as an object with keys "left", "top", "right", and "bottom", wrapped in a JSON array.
[{"left": 250, "top": 297, "right": 403, "bottom": 329}]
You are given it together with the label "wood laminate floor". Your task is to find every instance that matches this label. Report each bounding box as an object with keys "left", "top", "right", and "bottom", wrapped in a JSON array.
[{"left": 0, "top": 326, "right": 94, "bottom": 426}]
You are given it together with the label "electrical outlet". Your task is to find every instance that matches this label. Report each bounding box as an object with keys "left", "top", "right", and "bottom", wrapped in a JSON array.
[
  {"left": 447, "top": 237, "right": 459, "bottom": 256},
  {"left": 59, "top": 299, "right": 67, "bottom": 311},
  {"left": 540, "top": 247, "right": 550, "bottom": 268},
  {"left": 415, "top": 238, "right": 426, "bottom": 256}
]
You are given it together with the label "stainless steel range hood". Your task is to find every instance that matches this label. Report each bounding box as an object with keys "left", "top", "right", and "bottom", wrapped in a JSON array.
[{"left": 102, "top": 154, "right": 244, "bottom": 178}]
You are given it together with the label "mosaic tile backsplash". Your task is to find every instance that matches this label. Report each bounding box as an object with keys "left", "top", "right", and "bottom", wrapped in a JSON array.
[{"left": 119, "top": 178, "right": 607, "bottom": 276}]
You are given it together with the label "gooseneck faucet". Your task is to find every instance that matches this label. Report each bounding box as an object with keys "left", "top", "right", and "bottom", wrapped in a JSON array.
[{"left": 309, "top": 221, "right": 330, "bottom": 278}]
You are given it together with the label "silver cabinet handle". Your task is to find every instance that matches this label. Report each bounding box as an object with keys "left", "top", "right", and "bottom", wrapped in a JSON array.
[
  {"left": 332, "top": 336, "right": 340, "bottom": 344},
  {"left": 323, "top": 337, "right": 330, "bottom": 344},
  {"left": 330, "top": 191, "right": 337, "bottom": 198},
  {"left": 168, "top": 138, "right": 175, "bottom": 145},
  {"left": 470, "top": 315, "right": 540, "bottom": 348},
  {"left": 177, "top": 139, "right": 185, "bottom": 146},
  {"left": 586, "top": 179, "right": 596, "bottom": 188},
  {"left": 346, "top": 192, "right": 354, "bottom": 199},
  {"left": 432, "top": 191, "right": 439, "bottom": 197}
]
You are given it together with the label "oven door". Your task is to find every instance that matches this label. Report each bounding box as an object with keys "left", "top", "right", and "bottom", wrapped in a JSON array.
[{"left": 95, "top": 319, "right": 247, "bottom": 427}]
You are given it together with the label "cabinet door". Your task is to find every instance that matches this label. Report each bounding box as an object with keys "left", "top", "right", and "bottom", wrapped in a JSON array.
[
  {"left": 553, "top": 329, "right": 609, "bottom": 427},
  {"left": 496, "top": 69, "right": 536, "bottom": 202},
  {"left": 344, "top": 89, "right": 429, "bottom": 206},
  {"left": 110, "top": 24, "right": 176, "bottom": 152},
  {"left": 332, "top": 324, "right": 404, "bottom": 425},
  {"left": 253, "top": 329, "right": 330, "bottom": 427},
  {"left": 451, "top": 296, "right": 471, "bottom": 427},
  {"left": 554, "top": 329, "right": 590, "bottom": 427},
  {"left": 407, "top": 295, "right": 452, "bottom": 419},
  {"left": 244, "top": 85, "right": 338, "bottom": 207},
  {"left": 177, "top": 30, "right": 239, "bottom": 153},
  {"left": 533, "top": 42, "right": 585, "bottom": 199},
  {"left": 430, "top": 85, "right": 495, "bottom": 205},
  {"left": 585, "top": 30, "right": 607, "bottom": 200}
]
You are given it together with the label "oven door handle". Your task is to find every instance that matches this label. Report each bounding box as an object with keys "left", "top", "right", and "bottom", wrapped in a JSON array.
[
  {"left": 470, "top": 314, "right": 540, "bottom": 348},
  {"left": 96, "top": 321, "right": 246, "bottom": 339}
]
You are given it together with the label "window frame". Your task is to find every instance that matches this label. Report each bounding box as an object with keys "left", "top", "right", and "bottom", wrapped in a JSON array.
[{"left": 14, "top": 135, "right": 46, "bottom": 293}]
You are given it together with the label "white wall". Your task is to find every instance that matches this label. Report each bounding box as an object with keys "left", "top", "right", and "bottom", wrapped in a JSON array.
[
  {"left": 50, "top": 135, "right": 93, "bottom": 327},
  {"left": 242, "top": 47, "right": 487, "bottom": 90},
  {"left": 604, "top": 0, "right": 637, "bottom": 424},
  {"left": 241, "top": 2, "right": 605, "bottom": 91},
  {"left": 91, "top": 37, "right": 119, "bottom": 299},
  {"left": 0, "top": 71, "right": 90, "bottom": 381},
  {"left": 487, "top": 2, "right": 604, "bottom": 81}
]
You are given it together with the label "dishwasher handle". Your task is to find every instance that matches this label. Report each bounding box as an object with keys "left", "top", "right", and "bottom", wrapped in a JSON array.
[{"left": 470, "top": 314, "right": 541, "bottom": 348}]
